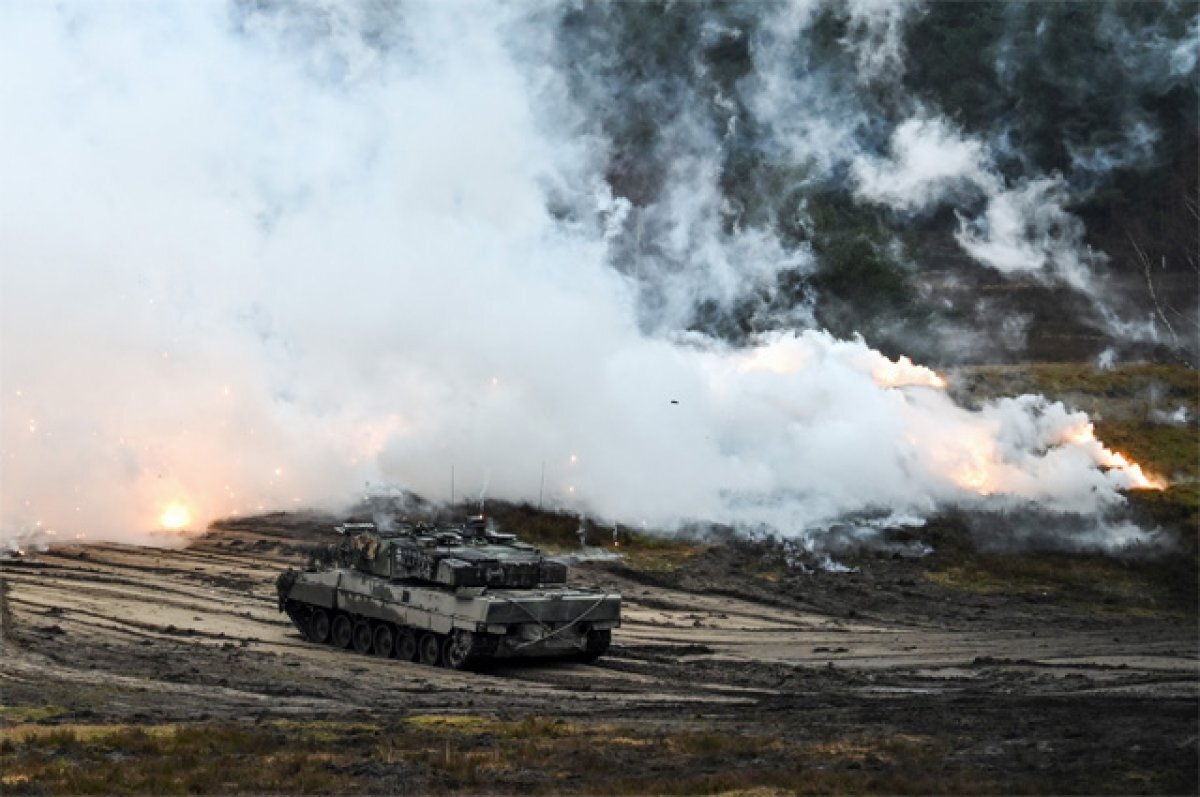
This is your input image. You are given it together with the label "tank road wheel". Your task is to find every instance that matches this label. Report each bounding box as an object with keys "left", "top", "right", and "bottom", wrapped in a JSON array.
[
  {"left": 331, "top": 614, "right": 353, "bottom": 649},
  {"left": 396, "top": 628, "right": 418, "bottom": 662},
  {"left": 352, "top": 619, "right": 374, "bottom": 654},
  {"left": 418, "top": 632, "right": 443, "bottom": 666},
  {"left": 577, "top": 629, "right": 611, "bottom": 664},
  {"left": 372, "top": 624, "right": 395, "bottom": 658},
  {"left": 442, "top": 630, "right": 475, "bottom": 670},
  {"left": 308, "top": 608, "right": 331, "bottom": 644}
]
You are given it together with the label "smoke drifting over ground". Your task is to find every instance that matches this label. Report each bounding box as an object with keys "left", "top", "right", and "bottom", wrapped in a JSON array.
[{"left": 0, "top": 2, "right": 1186, "bottom": 552}]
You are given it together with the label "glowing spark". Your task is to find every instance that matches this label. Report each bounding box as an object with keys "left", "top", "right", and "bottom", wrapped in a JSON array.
[
  {"left": 490, "top": 376, "right": 500, "bottom": 387},
  {"left": 569, "top": 454, "right": 579, "bottom": 465},
  {"left": 159, "top": 502, "right": 193, "bottom": 530},
  {"left": 274, "top": 467, "right": 283, "bottom": 477}
]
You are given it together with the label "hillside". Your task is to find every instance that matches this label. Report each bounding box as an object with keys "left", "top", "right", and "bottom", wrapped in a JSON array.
[{"left": 1, "top": 4, "right": 1197, "bottom": 794}]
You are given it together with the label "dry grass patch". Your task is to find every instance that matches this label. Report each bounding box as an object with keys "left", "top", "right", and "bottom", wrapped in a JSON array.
[
  {"left": 0, "top": 714, "right": 1097, "bottom": 795},
  {"left": 925, "top": 553, "right": 1191, "bottom": 617},
  {"left": 0, "top": 705, "right": 68, "bottom": 724},
  {"left": 0, "top": 723, "right": 360, "bottom": 795},
  {"left": 618, "top": 535, "right": 711, "bottom": 573}
]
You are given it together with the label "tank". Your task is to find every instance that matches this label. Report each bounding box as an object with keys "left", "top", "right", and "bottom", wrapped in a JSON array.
[{"left": 276, "top": 516, "right": 620, "bottom": 669}]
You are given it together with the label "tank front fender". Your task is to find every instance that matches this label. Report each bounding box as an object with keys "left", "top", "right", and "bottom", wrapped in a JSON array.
[{"left": 287, "top": 570, "right": 340, "bottom": 609}]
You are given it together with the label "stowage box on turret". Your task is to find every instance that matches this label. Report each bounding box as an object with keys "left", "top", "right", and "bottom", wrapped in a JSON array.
[{"left": 276, "top": 517, "right": 620, "bottom": 669}]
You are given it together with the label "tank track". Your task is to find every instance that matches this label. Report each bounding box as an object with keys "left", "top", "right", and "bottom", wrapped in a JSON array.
[{"left": 281, "top": 597, "right": 611, "bottom": 669}]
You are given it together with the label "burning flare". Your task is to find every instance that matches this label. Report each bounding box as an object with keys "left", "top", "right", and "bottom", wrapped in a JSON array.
[
  {"left": 158, "top": 501, "right": 193, "bottom": 531},
  {"left": 1061, "top": 422, "right": 1166, "bottom": 490}
]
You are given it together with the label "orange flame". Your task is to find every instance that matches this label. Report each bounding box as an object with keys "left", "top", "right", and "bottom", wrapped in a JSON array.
[{"left": 1061, "top": 422, "right": 1166, "bottom": 490}]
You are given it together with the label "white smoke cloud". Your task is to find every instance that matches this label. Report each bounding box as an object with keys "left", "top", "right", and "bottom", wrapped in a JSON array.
[
  {"left": 953, "top": 175, "right": 1098, "bottom": 289},
  {"left": 744, "top": 1, "right": 867, "bottom": 176},
  {"left": 0, "top": 2, "right": 1162, "bottom": 553},
  {"left": 849, "top": 115, "right": 1097, "bottom": 283},
  {"left": 841, "top": 0, "right": 925, "bottom": 83},
  {"left": 852, "top": 115, "right": 993, "bottom": 211},
  {"left": 628, "top": 146, "right": 812, "bottom": 332},
  {"left": 848, "top": 112, "right": 1168, "bottom": 350},
  {"left": 1169, "top": 16, "right": 1199, "bottom": 76},
  {"left": 1100, "top": 5, "right": 1200, "bottom": 83}
]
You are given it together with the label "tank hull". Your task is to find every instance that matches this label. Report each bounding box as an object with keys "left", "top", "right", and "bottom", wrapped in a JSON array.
[{"left": 277, "top": 567, "right": 620, "bottom": 666}]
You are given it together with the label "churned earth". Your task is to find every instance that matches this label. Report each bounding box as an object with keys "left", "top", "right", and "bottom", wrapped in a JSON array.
[{"left": 1, "top": 506, "right": 1196, "bottom": 795}]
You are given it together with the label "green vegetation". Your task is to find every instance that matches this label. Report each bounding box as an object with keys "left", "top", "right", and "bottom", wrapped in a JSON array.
[{"left": 953, "top": 363, "right": 1198, "bottom": 414}]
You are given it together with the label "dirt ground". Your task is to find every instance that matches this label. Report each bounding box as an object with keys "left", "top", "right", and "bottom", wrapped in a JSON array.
[{"left": 1, "top": 512, "right": 1196, "bottom": 794}]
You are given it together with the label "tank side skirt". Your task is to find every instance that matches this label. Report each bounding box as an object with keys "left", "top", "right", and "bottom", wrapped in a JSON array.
[
  {"left": 334, "top": 590, "right": 463, "bottom": 635},
  {"left": 314, "top": 588, "right": 619, "bottom": 633}
]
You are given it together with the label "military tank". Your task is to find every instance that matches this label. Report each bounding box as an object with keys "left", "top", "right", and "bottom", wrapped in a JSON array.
[{"left": 276, "top": 517, "right": 620, "bottom": 669}]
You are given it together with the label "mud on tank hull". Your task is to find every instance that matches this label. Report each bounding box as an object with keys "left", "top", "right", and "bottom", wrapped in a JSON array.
[{"left": 276, "top": 567, "right": 620, "bottom": 669}]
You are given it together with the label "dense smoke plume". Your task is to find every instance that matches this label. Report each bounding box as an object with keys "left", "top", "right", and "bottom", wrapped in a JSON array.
[{"left": 0, "top": 1, "right": 1186, "bottom": 553}]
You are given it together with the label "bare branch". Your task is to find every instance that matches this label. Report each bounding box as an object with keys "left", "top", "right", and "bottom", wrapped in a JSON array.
[{"left": 1127, "top": 232, "right": 1180, "bottom": 351}]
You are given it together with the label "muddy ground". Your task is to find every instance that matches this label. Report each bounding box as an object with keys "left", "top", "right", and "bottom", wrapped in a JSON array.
[{"left": 1, "top": 511, "right": 1196, "bottom": 794}]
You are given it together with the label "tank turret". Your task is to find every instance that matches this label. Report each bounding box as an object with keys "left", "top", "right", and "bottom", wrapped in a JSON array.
[{"left": 329, "top": 518, "right": 568, "bottom": 588}]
